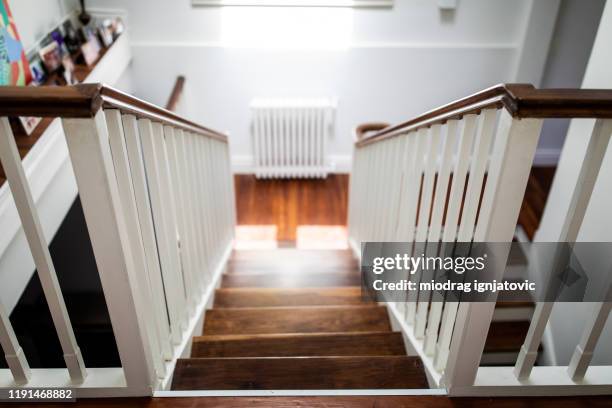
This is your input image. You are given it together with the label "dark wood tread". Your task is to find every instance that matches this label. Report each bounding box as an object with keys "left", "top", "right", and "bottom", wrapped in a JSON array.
[
  {"left": 221, "top": 272, "right": 361, "bottom": 288},
  {"left": 495, "top": 300, "right": 535, "bottom": 309},
  {"left": 214, "top": 287, "right": 369, "bottom": 307},
  {"left": 203, "top": 305, "right": 391, "bottom": 335},
  {"left": 191, "top": 331, "right": 406, "bottom": 357},
  {"left": 484, "top": 321, "right": 530, "bottom": 353},
  {"left": 44, "top": 395, "right": 612, "bottom": 407},
  {"left": 171, "top": 356, "right": 427, "bottom": 390}
]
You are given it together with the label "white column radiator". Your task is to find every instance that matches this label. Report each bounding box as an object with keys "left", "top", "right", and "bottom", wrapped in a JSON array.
[{"left": 250, "top": 98, "right": 335, "bottom": 179}]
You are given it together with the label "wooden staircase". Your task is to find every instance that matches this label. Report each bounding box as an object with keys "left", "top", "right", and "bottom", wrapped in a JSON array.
[{"left": 171, "top": 248, "right": 429, "bottom": 390}]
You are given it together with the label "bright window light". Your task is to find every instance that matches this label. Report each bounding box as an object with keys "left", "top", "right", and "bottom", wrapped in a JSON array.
[{"left": 220, "top": 7, "right": 353, "bottom": 49}]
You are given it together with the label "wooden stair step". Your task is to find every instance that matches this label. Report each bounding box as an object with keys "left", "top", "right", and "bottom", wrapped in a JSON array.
[
  {"left": 203, "top": 305, "right": 391, "bottom": 335},
  {"left": 226, "top": 262, "right": 358, "bottom": 275},
  {"left": 171, "top": 356, "right": 428, "bottom": 390},
  {"left": 484, "top": 321, "right": 531, "bottom": 353},
  {"left": 493, "top": 300, "right": 535, "bottom": 322},
  {"left": 191, "top": 332, "right": 406, "bottom": 357},
  {"left": 214, "top": 287, "right": 370, "bottom": 307},
  {"left": 221, "top": 272, "right": 361, "bottom": 288},
  {"left": 231, "top": 249, "right": 354, "bottom": 260}
]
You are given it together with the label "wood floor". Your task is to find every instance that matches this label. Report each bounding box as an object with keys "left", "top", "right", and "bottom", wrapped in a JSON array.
[
  {"left": 234, "top": 168, "right": 556, "bottom": 243},
  {"left": 234, "top": 175, "right": 348, "bottom": 242},
  {"left": 17, "top": 395, "right": 612, "bottom": 407},
  {"left": 171, "top": 248, "right": 429, "bottom": 390}
]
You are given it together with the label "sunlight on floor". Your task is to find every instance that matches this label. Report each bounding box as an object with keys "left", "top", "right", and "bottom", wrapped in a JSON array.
[
  {"left": 296, "top": 225, "right": 348, "bottom": 249},
  {"left": 234, "top": 225, "right": 348, "bottom": 250},
  {"left": 234, "top": 225, "right": 278, "bottom": 249}
]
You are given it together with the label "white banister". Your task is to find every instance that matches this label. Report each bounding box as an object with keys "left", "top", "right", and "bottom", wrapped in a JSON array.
[
  {"left": 0, "top": 117, "right": 87, "bottom": 383},
  {"left": 0, "top": 302, "right": 30, "bottom": 384},
  {"left": 0, "top": 82, "right": 234, "bottom": 396},
  {"left": 514, "top": 118, "right": 612, "bottom": 380},
  {"left": 567, "top": 301, "right": 612, "bottom": 381},
  {"left": 62, "top": 112, "right": 155, "bottom": 394},
  {"left": 348, "top": 85, "right": 612, "bottom": 397},
  {"left": 164, "top": 125, "right": 200, "bottom": 310},
  {"left": 138, "top": 119, "right": 187, "bottom": 343},
  {"left": 423, "top": 121, "right": 458, "bottom": 355},
  {"left": 433, "top": 115, "right": 477, "bottom": 371},
  {"left": 414, "top": 124, "right": 442, "bottom": 336},
  {"left": 105, "top": 110, "right": 167, "bottom": 381},
  {"left": 121, "top": 114, "right": 174, "bottom": 360},
  {"left": 444, "top": 111, "right": 543, "bottom": 392}
]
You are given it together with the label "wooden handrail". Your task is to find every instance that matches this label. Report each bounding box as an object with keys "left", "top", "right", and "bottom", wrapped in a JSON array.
[
  {"left": 354, "top": 122, "right": 390, "bottom": 141},
  {"left": 165, "top": 75, "right": 186, "bottom": 112},
  {"left": 0, "top": 84, "right": 227, "bottom": 142},
  {"left": 357, "top": 83, "right": 612, "bottom": 146}
]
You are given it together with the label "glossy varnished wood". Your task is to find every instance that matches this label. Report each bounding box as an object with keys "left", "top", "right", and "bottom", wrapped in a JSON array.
[
  {"left": 165, "top": 75, "right": 186, "bottom": 111},
  {"left": 202, "top": 305, "right": 391, "bottom": 335},
  {"left": 235, "top": 175, "right": 348, "bottom": 241},
  {"left": 0, "top": 84, "right": 226, "bottom": 140},
  {"left": 213, "top": 287, "right": 369, "bottom": 307},
  {"left": 14, "top": 395, "right": 612, "bottom": 407},
  {"left": 191, "top": 331, "right": 405, "bottom": 357},
  {"left": 484, "top": 321, "right": 531, "bottom": 353},
  {"left": 171, "top": 356, "right": 428, "bottom": 390},
  {"left": 221, "top": 272, "right": 361, "bottom": 288},
  {"left": 357, "top": 84, "right": 612, "bottom": 146}
]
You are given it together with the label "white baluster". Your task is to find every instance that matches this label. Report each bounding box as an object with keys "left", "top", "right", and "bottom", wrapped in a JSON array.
[
  {"left": 434, "top": 115, "right": 477, "bottom": 371},
  {"left": 164, "top": 125, "right": 198, "bottom": 313},
  {"left": 515, "top": 118, "right": 612, "bottom": 380},
  {"left": 120, "top": 114, "right": 173, "bottom": 358},
  {"left": 63, "top": 112, "right": 155, "bottom": 392},
  {"left": 105, "top": 110, "right": 166, "bottom": 379},
  {"left": 0, "top": 302, "right": 30, "bottom": 384},
  {"left": 0, "top": 117, "right": 86, "bottom": 383},
  {"left": 414, "top": 124, "right": 442, "bottom": 336},
  {"left": 138, "top": 119, "right": 186, "bottom": 342},
  {"left": 404, "top": 128, "right": 430, "bottom": 323},
  {"left": 445, "top": 110, "right": 542, "bottom": 392},
  {"left": 567, "top": 300, "right": 612, "bottom": 380},
  {"left": 423, "top": 121, "right": 459, "bottom": 355}
]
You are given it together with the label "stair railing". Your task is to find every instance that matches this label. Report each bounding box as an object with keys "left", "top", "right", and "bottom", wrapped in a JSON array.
[
  {"left": 0, "top": 85, "right": 235, "bottom": 397},
  {"left": 347, "top": 84, "right": 612, "bottom": 396}
]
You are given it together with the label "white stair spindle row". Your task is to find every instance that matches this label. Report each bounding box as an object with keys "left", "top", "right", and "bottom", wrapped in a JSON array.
[
  {"left": 105, "top": 110, "right": 167, "bottom": 381},
  {"left": 120, "top": 114, "right": 174, "bottom": 360},
  {"left": 514, "top": 118, "right": 612, "bottom": 381},
  {"left": 0, "top": 117, "right": 87, "bottom": 384},
  {"left": 423, "top": 121, "right": 458, "bottom": 355},
  {"left": 63, "top": 112, "right": 156, "bottom": 393},
  {"left": 432, "top": 114, "right": 478, "bottom": 372}
]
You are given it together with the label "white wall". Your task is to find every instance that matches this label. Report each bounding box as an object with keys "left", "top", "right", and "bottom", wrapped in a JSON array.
[
  {"left": 536, "top": 0, "right": 612, "bottom": 366},
  {"left": 536, "top": 0, "right": 605, "bottom": 165},
  {"left": 85, "top": 0, "right": 559, "bottom": 171},
  {"left": 9, "top": 0, "right": 78, "bottom": 53}
]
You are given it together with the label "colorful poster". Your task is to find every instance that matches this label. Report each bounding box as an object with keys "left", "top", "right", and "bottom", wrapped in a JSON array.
[{"left": 0, "top": 0, "right": 31, "bottom": 85}]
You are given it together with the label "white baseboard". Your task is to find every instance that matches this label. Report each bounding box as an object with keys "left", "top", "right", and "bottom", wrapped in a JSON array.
[
  {"left": 231, "top": 154, "right": 351, "bottom": 174},
  {"left": 231, "top": 155, "right": 254, "bottom": 174}
]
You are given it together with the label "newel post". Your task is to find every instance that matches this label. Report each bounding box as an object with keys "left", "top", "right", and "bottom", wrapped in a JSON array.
[
  {"left": 62, "top": 110, "right": 156, "bottom": 395},
  {"left": 443, "top": 110, "right": 543, "bottom": 395}
]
